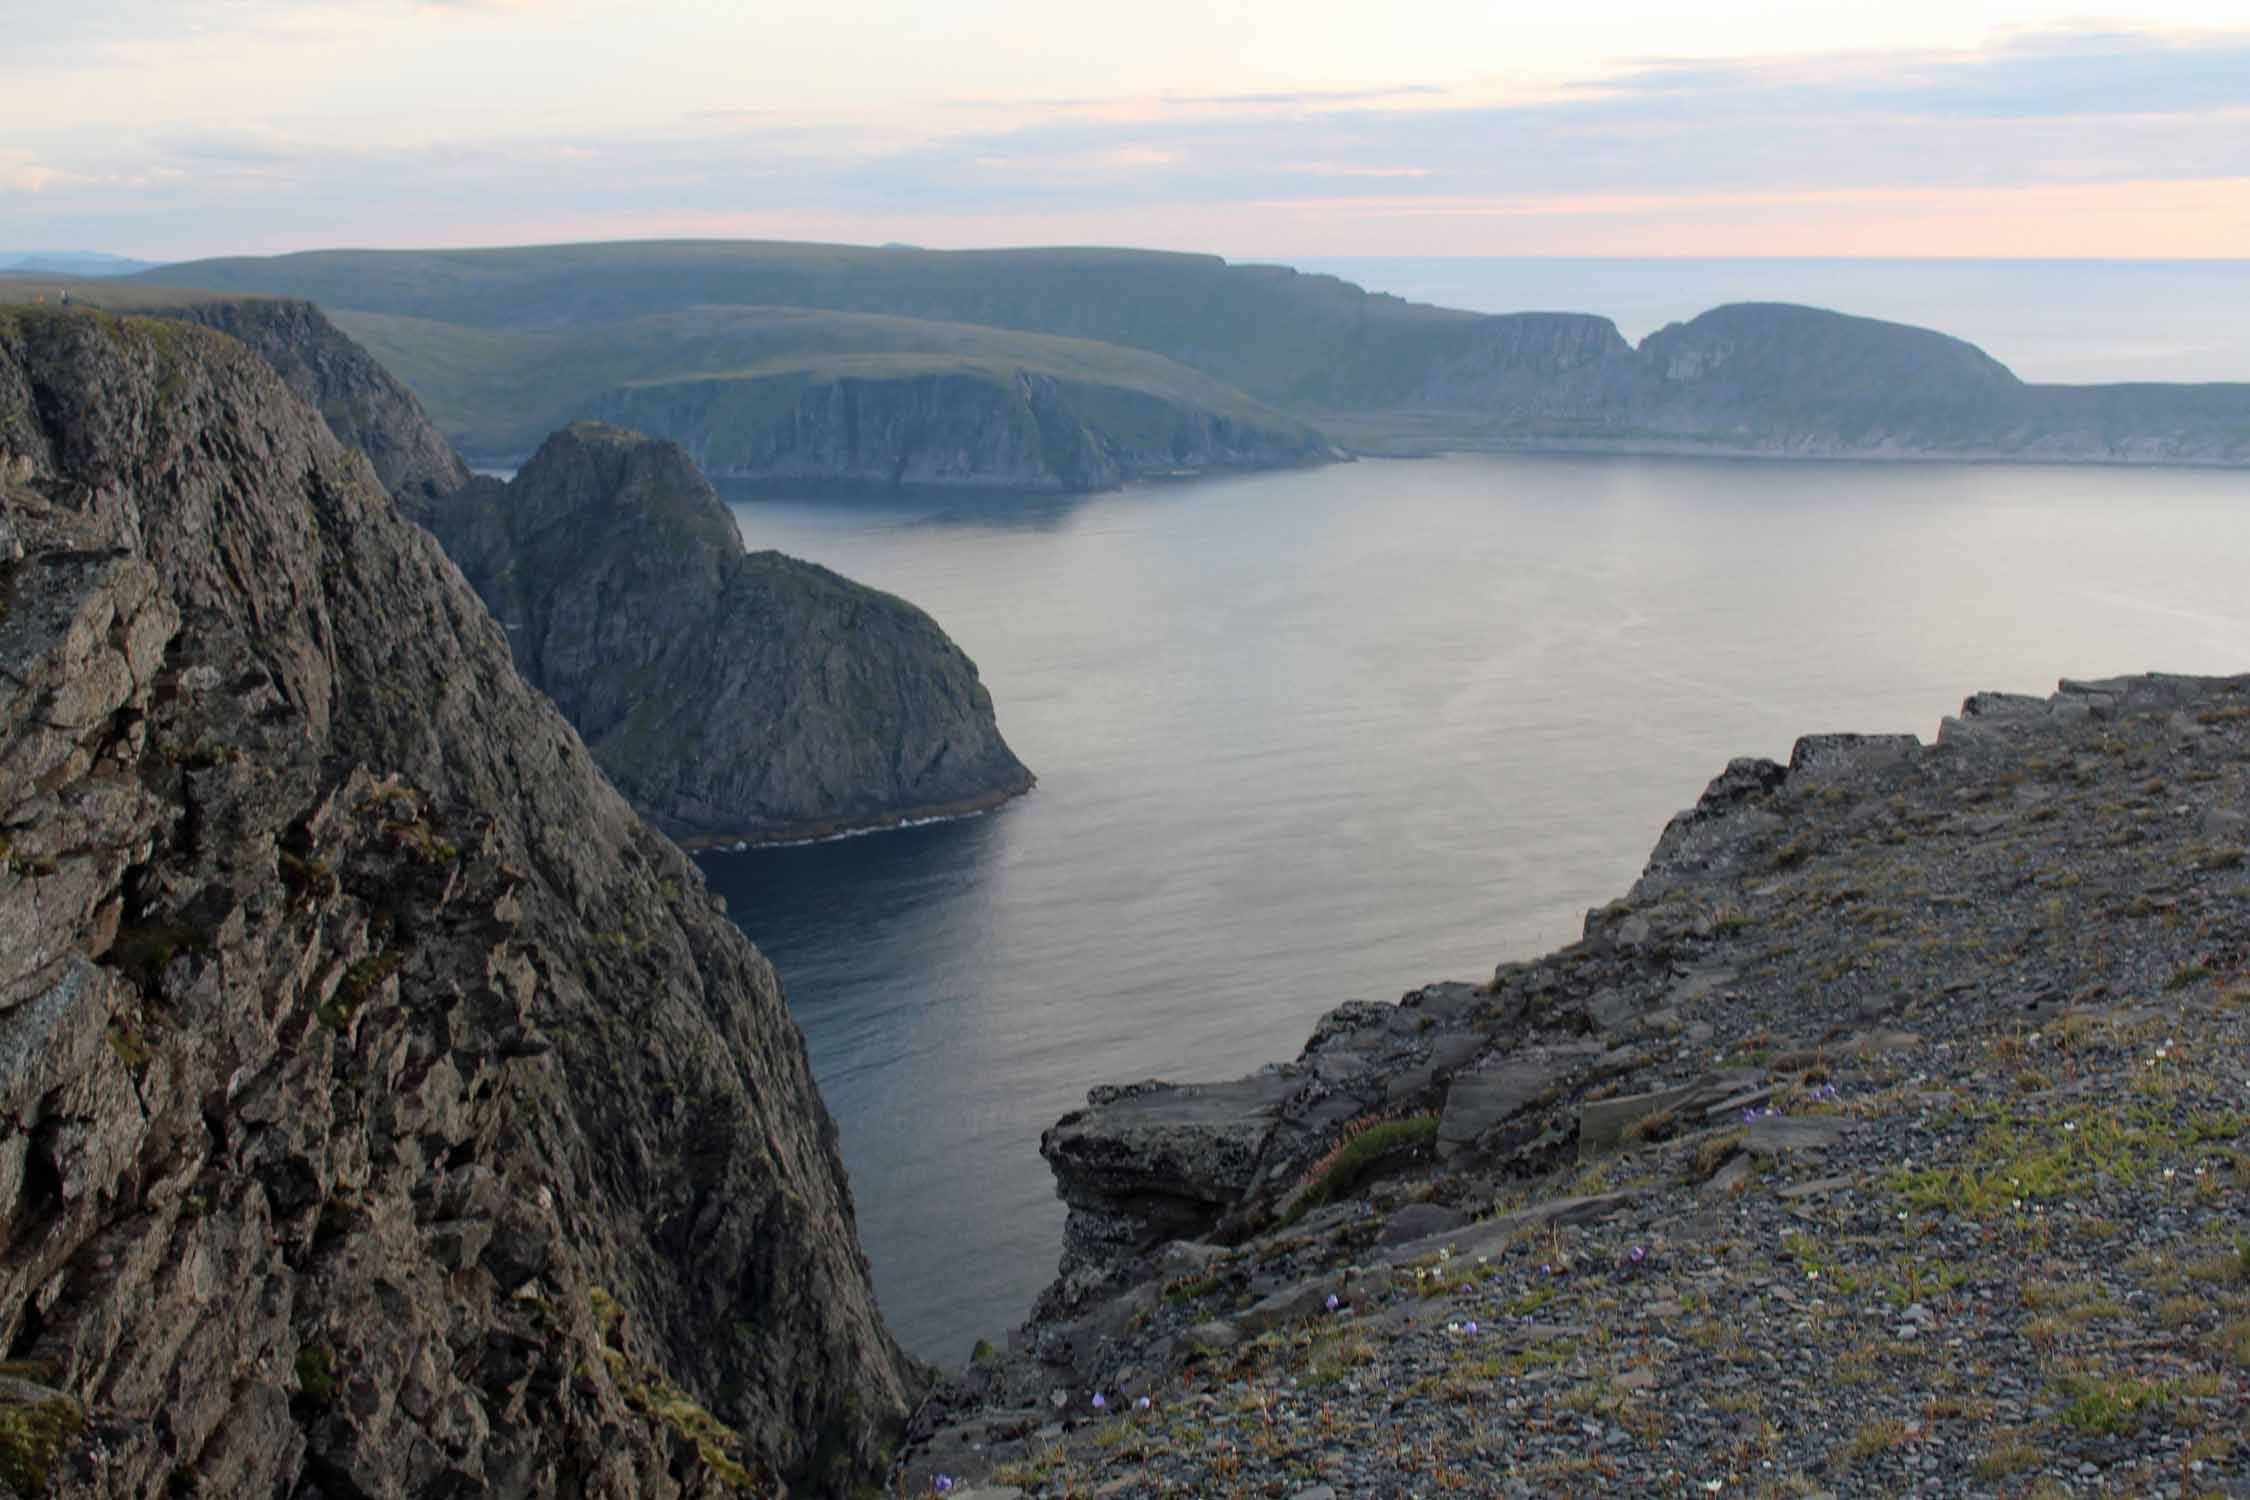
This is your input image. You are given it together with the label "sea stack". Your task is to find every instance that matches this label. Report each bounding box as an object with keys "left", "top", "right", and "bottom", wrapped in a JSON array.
[{"left": 423, "top": 421, "right": 1035, "bottom": 844}]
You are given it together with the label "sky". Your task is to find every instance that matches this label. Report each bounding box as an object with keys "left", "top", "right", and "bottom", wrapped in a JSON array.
[{"left": 5, "top": 1, "right": 2250, "bottom": 262}]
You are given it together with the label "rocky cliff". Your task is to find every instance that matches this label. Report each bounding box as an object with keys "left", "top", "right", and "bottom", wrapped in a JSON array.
[
  {"left": 903, "top": 672, "right": 2250, "bottom": 1496},
  {"left": 0, "top": 282, "right": 472, "bottom": 503},
  {"left": 595, "top": 365, "right": 1329, "bottom": 493},
  {"left": 423, "top": 422, "right": 1033, "bottom": 843},
  {"left": 0, "top": 308, "right": 911, "bottom": 1495},
  {"left": 142, "top": 297, "right": 473, "bottom": 502}
]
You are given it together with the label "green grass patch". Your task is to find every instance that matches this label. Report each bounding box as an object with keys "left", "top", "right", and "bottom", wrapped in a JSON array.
[
  {"left": 1281, "top": 1114, "right": 1440, "bottom": 1226},
  {"left": 1890, "top": 1099, "right": 2218, "bottom": 1218},
  {"left": 2053, "top": 1372, "right": 2174, "bottom": 1435}
]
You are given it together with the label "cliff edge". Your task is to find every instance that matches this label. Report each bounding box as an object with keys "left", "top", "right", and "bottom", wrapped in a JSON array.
[{"left": 0, "top": 308, "right": 912, "bottom": 1495}]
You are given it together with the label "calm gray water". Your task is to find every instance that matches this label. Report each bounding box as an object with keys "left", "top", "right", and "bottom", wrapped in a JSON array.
[{"left": 698, "top": 453, "right": 2250, "bottom": 1362}]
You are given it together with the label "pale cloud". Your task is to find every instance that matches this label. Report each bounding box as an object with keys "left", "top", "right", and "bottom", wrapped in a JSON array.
[
  {"left": 1, "top": 160, "right": 76, "bottom": 194},
  {"left": 6, "top": 10, "right": 2250, "bottom": 259},
  {"left": 1094, "top": 147, "right": 1179, "bottom": 169},
  {"left": 1279, "top": 164, "right": 1435, "bottom": 180},
  {"left": 1167, "top": 85, "right": 1446, "bottom": 108}
]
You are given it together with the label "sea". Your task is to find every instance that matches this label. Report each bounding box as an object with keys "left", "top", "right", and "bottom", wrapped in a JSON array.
[{"left": 694, "top": 258, "right": 2250, "bottom": 1363}]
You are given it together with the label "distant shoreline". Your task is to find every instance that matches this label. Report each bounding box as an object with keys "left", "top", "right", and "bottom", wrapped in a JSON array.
[{"left": 1336, "top": 433, "right": 2250, "bottom": 474}]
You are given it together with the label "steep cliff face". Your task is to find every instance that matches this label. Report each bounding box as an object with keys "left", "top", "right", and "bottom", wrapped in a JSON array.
[
  {"left": 0, "top": 309, "right": 910, "bottom": 1496},
  {"left": 595, "top": 366, "right": 1332, "bottom": 494},
  {"left": 426, "top": 422, "right": 1034, "bottom": 843},
  {"left": 146, "top": 297, "right": 473, "bottom": 503},
  {"left": 1404, "top": 311, "right": 1640, "bottom": 417}
]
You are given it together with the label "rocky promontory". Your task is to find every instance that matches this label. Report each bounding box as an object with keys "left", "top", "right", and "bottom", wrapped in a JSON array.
[
  {"left": 905, "top": 672, "right": 2250, "bottom": 1497},
  {"left": 422, "top": 422, "right": 1034, "bottom": 844},
  {"left": 0, "top": 307, "right": 912, "bottom": 1494}
]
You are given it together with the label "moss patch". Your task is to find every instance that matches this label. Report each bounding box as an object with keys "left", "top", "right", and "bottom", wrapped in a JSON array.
[{"left": 0, "top": 1393, "right": 85, "bottom": 1493}]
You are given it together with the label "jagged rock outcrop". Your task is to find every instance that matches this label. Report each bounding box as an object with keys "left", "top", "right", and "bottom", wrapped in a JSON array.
[
  {"left": 594, "top": 367, "right": 1332, "bottom": 493},
  {"left": 903, "top": 669, "right": 2250, "bottom": 1495},
  {"left": 36, "top": 290, "right": 473, "bottom": 503},
  {"left": 423, "top": 422, "right": 1033, "bottom": 844},
  {"left": 0, "top": 307, "right": 911, "bottom": 1496},
  {"left": 1022, "top": 671, "right": 2250, "bottom": 1357}
]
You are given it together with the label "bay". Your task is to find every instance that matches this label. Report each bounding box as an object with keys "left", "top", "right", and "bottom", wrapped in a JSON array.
[{"left": 698, "top": 452, "right": 2250, "bottom": 1362}]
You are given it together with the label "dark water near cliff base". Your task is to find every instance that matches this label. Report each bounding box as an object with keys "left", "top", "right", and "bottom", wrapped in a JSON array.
[{"left": 697, "top": 454, "right": 2250, "bottom": 1362}]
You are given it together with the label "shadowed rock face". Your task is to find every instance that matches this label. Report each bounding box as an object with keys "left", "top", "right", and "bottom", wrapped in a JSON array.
[
  {"left": 422, "top": 421, "right": 1034, "bottom": 845},
  {"left": 0, "top": 308, "right": 911, "bottom": 1496}
]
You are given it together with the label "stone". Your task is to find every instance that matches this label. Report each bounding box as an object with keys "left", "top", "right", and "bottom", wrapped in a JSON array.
[
  {"left": 1778, "top": 1175, "right": 1857, "bottom": 1199},
  {"left": 1438, "top": 1059, "right": 1562, "bottom": 1159},
  {"left": 1183, "top": 1320, "right": 1242, "bottom": 1352},
  {"left": 1041, "top": 1072, "right": 1295, "bottom": 1294},
  {"left": 1578, "top": 1081, "right": 1708, "bottom": 1159},
  {"left": 1701, "top": 1154, "right": 1754, "bottom": 1196},
  {"left": 1377, "top": 1202, "right": 1469, "bottom": 1246},
  {"left": 1744, "top": 1115, "right": 1855, "bottom": 1156},
  {"left": 1380, "top": 1191, "right": 1643, "bottom": 1265},
  {"left": 1425, "top": 1032, "right": 1485, "bottom": 1075},
  {"left": 1237, "top": 1278, "right": 1347, "bottom": 1334}
]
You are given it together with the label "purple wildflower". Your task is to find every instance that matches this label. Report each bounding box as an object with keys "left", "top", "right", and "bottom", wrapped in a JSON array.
[
  {"left": 1091, "top": 1392, "right": 1106, "bottom": 1410},
  {"left": 1742, "top": 1108, "right": 1757, "bottom": 1124},
  {"left": 1135, "top": 1395, "right": 1152, "bottom": 1411},
  {"left": 933, "top": 1478, "right": 954, "bottom": 1494},
  {"left": 1463, "top": 1319, "right": 1479, "bottom": 1334},
  {"left": 1325, "top": 1293, "right": 1340, "bottom": 1312},
  {"left": 1629, "top": 1246, "right": 1646, "bottom": 1264}
]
